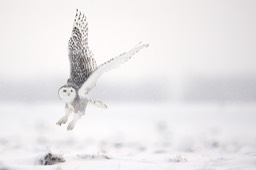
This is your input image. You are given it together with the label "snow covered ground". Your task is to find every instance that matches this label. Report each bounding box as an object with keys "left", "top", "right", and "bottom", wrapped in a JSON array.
[{"left": 0, "top": 102, "right": 256, "bottom": 170}]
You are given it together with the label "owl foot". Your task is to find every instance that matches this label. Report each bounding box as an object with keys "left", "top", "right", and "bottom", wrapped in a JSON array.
[
  {"left": 67, "top": 122, "right": 75, "bottom": 130},
  {"left": 56, "top": 116, "right": 69, "bottom": 126},
  {"left": 67, "top": 113, "right": 81, "bottom": 130}
]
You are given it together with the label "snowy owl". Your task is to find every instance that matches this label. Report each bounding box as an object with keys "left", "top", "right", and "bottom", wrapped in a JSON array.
[{"left": 56, "top": 9, "right": 148, "bottom": 130}]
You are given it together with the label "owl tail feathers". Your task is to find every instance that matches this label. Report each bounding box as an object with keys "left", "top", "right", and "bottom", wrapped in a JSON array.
[{"left": 89, "top": 98, "right": 108, "bottom": 109}]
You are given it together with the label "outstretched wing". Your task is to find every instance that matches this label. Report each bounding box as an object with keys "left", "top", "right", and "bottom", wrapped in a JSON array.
[
  {"left": 68, "top": 9, "right": 97, "bottom": 87},
  {"left": 78, "top": 42, "right": 149, "bottom": 97}
]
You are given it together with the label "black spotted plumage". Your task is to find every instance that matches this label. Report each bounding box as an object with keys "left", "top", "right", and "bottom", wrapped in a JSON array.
[
  {"left": 57, "top": 9, "right": 148, "bottom": 130},
  {"left": 68, "top": 9, "right": 97, "bottom": 87}
]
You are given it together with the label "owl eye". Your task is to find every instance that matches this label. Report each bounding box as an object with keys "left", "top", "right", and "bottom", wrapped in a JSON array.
[
  {"left": 70, "top": 89, "right": 73, "bottom": 92},
  {"left": 63, "top": 89, "right": 67, "bottom": 93}
]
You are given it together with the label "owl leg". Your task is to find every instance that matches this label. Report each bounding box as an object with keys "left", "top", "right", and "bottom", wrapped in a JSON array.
[
  {"left": 67, "top": 112, "right": 83, "bottom": 130},
  {"left": 56, "top": 104, "right": 73, "bottom": 126}
]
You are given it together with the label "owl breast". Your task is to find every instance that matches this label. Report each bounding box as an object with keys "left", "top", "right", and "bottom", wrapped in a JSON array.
[{"left": 71, "top": 97, "right": 89, "bottom": 114}]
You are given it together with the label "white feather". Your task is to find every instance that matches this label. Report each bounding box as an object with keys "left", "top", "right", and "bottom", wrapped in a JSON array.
[{"left": 78, "top": 42, "right": 149, "bottom": 97}]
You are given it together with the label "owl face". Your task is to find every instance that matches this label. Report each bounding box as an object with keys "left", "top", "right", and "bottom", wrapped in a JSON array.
[{"left": 58, "top": 85, "right": 77, "bottom": 103}]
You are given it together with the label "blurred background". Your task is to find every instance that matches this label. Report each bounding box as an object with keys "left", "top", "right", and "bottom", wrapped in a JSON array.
[
  {"left": 0, "top": 1, "right": 256, "bottom": 168},
  {"left": 0, "top": 0, "right": 256, "bottom": 103}
]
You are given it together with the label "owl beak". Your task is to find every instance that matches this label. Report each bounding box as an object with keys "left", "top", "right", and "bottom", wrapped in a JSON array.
[{"left": 68, "top": 93, "right": 70, "bottom": 96}]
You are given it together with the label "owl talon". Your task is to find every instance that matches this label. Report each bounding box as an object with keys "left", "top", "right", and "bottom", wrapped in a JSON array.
[
  {"left": 56, "top": 117, "right": 69, "bottom": 126},
  {"left": 67, "top": 113, "right": 81, "bottom": 130},
  {"left": 67, "top": 121, "right": 77, "bottom": 130},
  {"left": 67, "top": 123, "right": 74, "bottom": 130}
]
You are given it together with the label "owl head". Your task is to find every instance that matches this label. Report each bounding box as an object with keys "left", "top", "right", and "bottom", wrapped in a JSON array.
[{"left": 58, "top": 85, "right": 77, "bottom": 103}]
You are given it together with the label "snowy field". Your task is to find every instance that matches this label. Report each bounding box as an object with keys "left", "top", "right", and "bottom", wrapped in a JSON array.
[{"left": 0, "top": 102, "right": 256, "bottom": 170}]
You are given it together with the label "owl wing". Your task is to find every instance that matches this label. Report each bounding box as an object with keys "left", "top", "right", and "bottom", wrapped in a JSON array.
[
  {"left": 68, "top": 9, "right": 97, "bottom": 87},
  {"left": 78, "top": 42, "right": 149, "bottom": 97}
]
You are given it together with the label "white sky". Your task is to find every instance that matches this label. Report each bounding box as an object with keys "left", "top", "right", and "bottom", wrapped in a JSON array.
[{"left": 0, "top": 0, "right": 255, "bottom": 81}]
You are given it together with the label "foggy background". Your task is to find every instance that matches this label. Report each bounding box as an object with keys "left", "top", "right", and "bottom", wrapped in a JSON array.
[{"left": 0, "top": 0, "right": 256, "bottom": 103}]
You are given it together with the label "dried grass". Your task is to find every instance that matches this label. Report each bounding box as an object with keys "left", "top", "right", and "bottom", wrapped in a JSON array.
[{"left": 39, "top": 152, "right": 65, "bottom": 165}]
